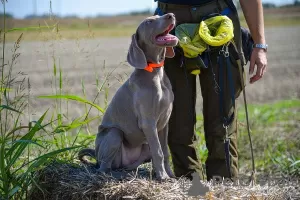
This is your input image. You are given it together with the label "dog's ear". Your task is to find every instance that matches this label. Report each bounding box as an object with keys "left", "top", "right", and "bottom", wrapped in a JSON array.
[
  {"left": 165, "top": 46, "right": 175, "bottom": 58},
  {"left": 127, "top": 33, "right": 147, "bottom": 69}
]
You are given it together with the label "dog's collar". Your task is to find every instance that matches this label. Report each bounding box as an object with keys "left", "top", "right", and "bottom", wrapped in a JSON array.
[{"left": 144, "top": 61, "right": 164, "bottom": 72}]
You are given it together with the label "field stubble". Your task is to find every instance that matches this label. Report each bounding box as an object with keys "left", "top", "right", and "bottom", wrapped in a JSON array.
[{"left": 4, "top": 25, "right": 300, "bottom": 133}]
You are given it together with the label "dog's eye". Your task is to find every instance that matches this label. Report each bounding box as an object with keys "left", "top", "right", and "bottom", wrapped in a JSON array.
[{"left": 146, "top": 20, "right": 153, "bottom": 24}]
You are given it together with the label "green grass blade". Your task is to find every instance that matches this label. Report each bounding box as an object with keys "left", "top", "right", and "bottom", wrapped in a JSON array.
[
  {"left": 54, "top": 116, "right": 99, "bottom": 133},
  {"left": 10, "top": 140, "right": 45, "bottom": 149},
  {"left": 59, "top": 67, "right": 62, "bottom": 90},
  {"left": 6, "top": 110, "right": 48, "bottom": 169},
  {"left": 81, "top": 79, "right": 86, "bottom": 96},
  {"left": 38, "top": 95, "right": 105, "bottom": 113},
  {"left": 8, "top": 186, "right": 20, "bottom": 198},
  {"left": 0, "top": 105, "right": 22, "bottom": 114},
  {"left": 29, "top": 175, "right": 45, "bottom": 198},
  {"left": 14, "top": 145, "right": 80, "bottom": 187},
  {"left": 0, "top": 142, "right": 8, "bottom": 194},
  {"left": 0, "top": 88, "right": 12, "bottom": 92},
  {"left": 53, "top": 60, "right": 57, "bottom": 77},
  {"left": 70, "top": 66, "right": 118, "bottom": 147},
  {"left": 290, "top": 160, "right": 300, "bottom": 167},
  {"left": 23, "top": 146, "right": 81, "bottom": 176}
]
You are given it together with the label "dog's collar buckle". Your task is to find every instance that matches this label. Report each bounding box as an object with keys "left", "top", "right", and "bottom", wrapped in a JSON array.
[{"left": 144, "top": 61, "right": 165, "bottom": 72}]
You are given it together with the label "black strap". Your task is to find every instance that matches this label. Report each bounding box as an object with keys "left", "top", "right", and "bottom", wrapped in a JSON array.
[
  {"left": 218, "top": 48, "right": 235, "bottom": 127},
  {"left": 217, "top": 45, "right": 236, "bottom": 179},
  {"left": 224, "top": 136, "right": 232, "bottom": 178}
]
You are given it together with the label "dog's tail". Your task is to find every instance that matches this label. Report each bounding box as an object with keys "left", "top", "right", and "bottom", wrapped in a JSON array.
[{"left": 78, "top": 148, "right": 96, "bottom": 166}]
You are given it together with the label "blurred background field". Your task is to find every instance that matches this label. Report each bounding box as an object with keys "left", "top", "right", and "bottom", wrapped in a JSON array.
[
  {"left": 1, "top": 0, "right": 300, "bottom": 199},
  {"left": 3, "top": 5, "right": 300, "bottom": 41}
]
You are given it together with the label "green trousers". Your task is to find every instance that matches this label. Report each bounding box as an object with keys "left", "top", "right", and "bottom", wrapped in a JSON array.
[{"left": 156, "top": 0, "right": 245, "bottom": 181}]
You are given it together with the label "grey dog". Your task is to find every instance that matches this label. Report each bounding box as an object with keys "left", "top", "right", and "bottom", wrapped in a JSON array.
[{"left": 78, "top": 13, "right": 178, "bottom": 181}]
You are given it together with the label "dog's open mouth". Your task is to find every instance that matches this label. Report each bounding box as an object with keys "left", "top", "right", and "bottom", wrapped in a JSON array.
[{"left": 155, "top": 23, "right": 178, "bottom": 46}]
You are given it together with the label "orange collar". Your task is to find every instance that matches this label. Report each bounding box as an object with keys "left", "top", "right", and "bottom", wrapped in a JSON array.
[{"left": 144, "top": 61, "right": 164, "bottom": 72}]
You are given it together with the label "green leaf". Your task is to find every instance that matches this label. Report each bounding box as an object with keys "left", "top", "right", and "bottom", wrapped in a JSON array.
[
  {"left": 290, "top": 160, "right": 300, "bottom": 167},
  {"left": 6, "top": 110, "right": 48, "bottom": 169},
  {"left": 59, "top": 67, "right": 62, "bottom": 90},
  {"left": 38, "top": 95, "right": 105, "bottom": 113},
  {"left": 81, "top": 79, "right": 86, "bottom": 96},
  {"left": 23, "top": 146, "right": 81, "bottom": 176},
  {"left": 0, "top": 88, "right": 12, "bottom": 92},
  {"left": 10, "top": 140, "right": 45, "bottom": 149},
  {"left": 30, "top": 175, "right": 45, "bottom": 197},
  {"left": 8, "top": 186, "right": 21, "bottom": 198},
  {"left": 53, "top": 61, "right": 57, "bottom": 77},
  {"left": 54, "top": 116, "right": 99, "bottom": 133},
  {"left": 0, "top": 142, "right": 7, "bottom": 193},
  {"left": 0, "top": 105, "right": 22, "bottom": 114}
]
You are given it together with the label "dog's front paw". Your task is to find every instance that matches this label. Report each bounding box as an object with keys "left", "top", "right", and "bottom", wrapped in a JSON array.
[
  {"left": 155, "top": 171, "right": 170, "bottom": 182},
  {"left": 157, "top": 174, "right": 177, "bottom": 183}
]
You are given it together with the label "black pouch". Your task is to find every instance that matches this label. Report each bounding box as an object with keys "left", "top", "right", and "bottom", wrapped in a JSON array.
[
  {"left": 228, "top": 27, "right": 254, "bottom": 65},
  {"left": 174, "top": 46, "right": 208, "bottom": 75},
  {"left": 241, "top": 27, "right": 254, "bottom": 64}
]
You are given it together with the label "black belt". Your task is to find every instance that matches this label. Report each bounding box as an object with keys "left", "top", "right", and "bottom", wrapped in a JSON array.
[
  {"left": 157, "top": 0, "right": 235, "bottom": 12},
  {"left": 157, "top": 2, "right": 195, "bottom": 9}
]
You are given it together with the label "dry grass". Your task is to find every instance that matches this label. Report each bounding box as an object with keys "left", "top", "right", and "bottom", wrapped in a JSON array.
[
  {"left": 3, "top": 7, "right": 300, "bottom": 42},
  {"left": 28, "top": 161, "right": 300, "bottom": 200},
  {"left": 5, "top": 27, "right": 136, "bottom": 42},
  {"left": 239, "top": 7, "right": 300, "bottom": 27},
  {"left": 4, "top": 15, "right": 148, "bottom": 30},
  {"left": 3, "top": 14, "right": 147, "bottom": 42}
]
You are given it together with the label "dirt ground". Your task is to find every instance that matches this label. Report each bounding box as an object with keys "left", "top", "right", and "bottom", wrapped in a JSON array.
[{"left": 4, "top": 25, "right": 300, "bottom": 131}]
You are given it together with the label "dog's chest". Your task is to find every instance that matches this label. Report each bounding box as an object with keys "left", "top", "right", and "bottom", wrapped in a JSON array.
[
  {"left": 158, "top": 78, "right": 173, "bottom": 108},
  {"left": 156, "top": 76, "right": 174, "bottom": 130}
]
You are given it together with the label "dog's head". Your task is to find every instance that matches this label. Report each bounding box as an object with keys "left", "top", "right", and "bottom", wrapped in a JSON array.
[{"left": 127, "top": 13, "right": 179, "bottom": 70}]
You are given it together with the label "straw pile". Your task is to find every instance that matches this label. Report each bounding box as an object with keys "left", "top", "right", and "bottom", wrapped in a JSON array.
[{"left": 28, "top": 161, "right": 300, "bottom": 200}]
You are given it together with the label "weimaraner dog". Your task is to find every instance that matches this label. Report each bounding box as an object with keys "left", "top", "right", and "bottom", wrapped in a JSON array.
[{"left": 78, "top": 13, "right": 178, "bottom": 181}]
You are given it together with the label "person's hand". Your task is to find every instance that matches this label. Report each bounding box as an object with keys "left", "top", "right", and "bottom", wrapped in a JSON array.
[{"left": 249, "top": 48, "right": 267, "bottom": 84}]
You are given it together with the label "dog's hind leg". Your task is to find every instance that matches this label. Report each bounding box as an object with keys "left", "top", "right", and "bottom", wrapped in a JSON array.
[
  {"left": 123, "top": 143, "right": 151, "bottom": 171},
  {"left": 95, "top": 128, "right": 123, "bottom": 173}
]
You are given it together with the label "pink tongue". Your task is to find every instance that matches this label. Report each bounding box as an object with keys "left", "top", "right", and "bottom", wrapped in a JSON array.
[{"left": 156, "top": 34, "right": 178, "bottom": 45}]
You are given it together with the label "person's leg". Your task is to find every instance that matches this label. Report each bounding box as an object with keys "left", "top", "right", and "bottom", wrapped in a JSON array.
[
  {"left": 199, "top": 49, "right": 242, "bottom": 181},
  {"left": 187, "top": 0, "right": 244, "bottom": 181},
  {"left": 156, "top": 0, "right": 245, "bottom": 181},
  {"left": 155, "top": 2, "right": 200, "bottom": 180},
  {"left": 164, "top": 51, "right": 198, "bottom": 179}
]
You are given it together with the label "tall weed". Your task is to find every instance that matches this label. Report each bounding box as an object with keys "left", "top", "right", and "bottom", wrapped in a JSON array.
[{"left": 0, "top": 1, "right": 82, "bottom": 199}]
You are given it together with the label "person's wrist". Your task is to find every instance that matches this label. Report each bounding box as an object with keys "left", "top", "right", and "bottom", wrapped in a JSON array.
[
  {"left": 253, "top": 43, "right": 268, "bottom": 52},
  {"left": 253, "top": 47, "right": 266, "bottom": 53}
]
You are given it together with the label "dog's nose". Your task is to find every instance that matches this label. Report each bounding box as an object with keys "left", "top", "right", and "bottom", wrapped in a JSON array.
[{"left": 165, "top": 13, "right": 175, "bottom": 20}]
